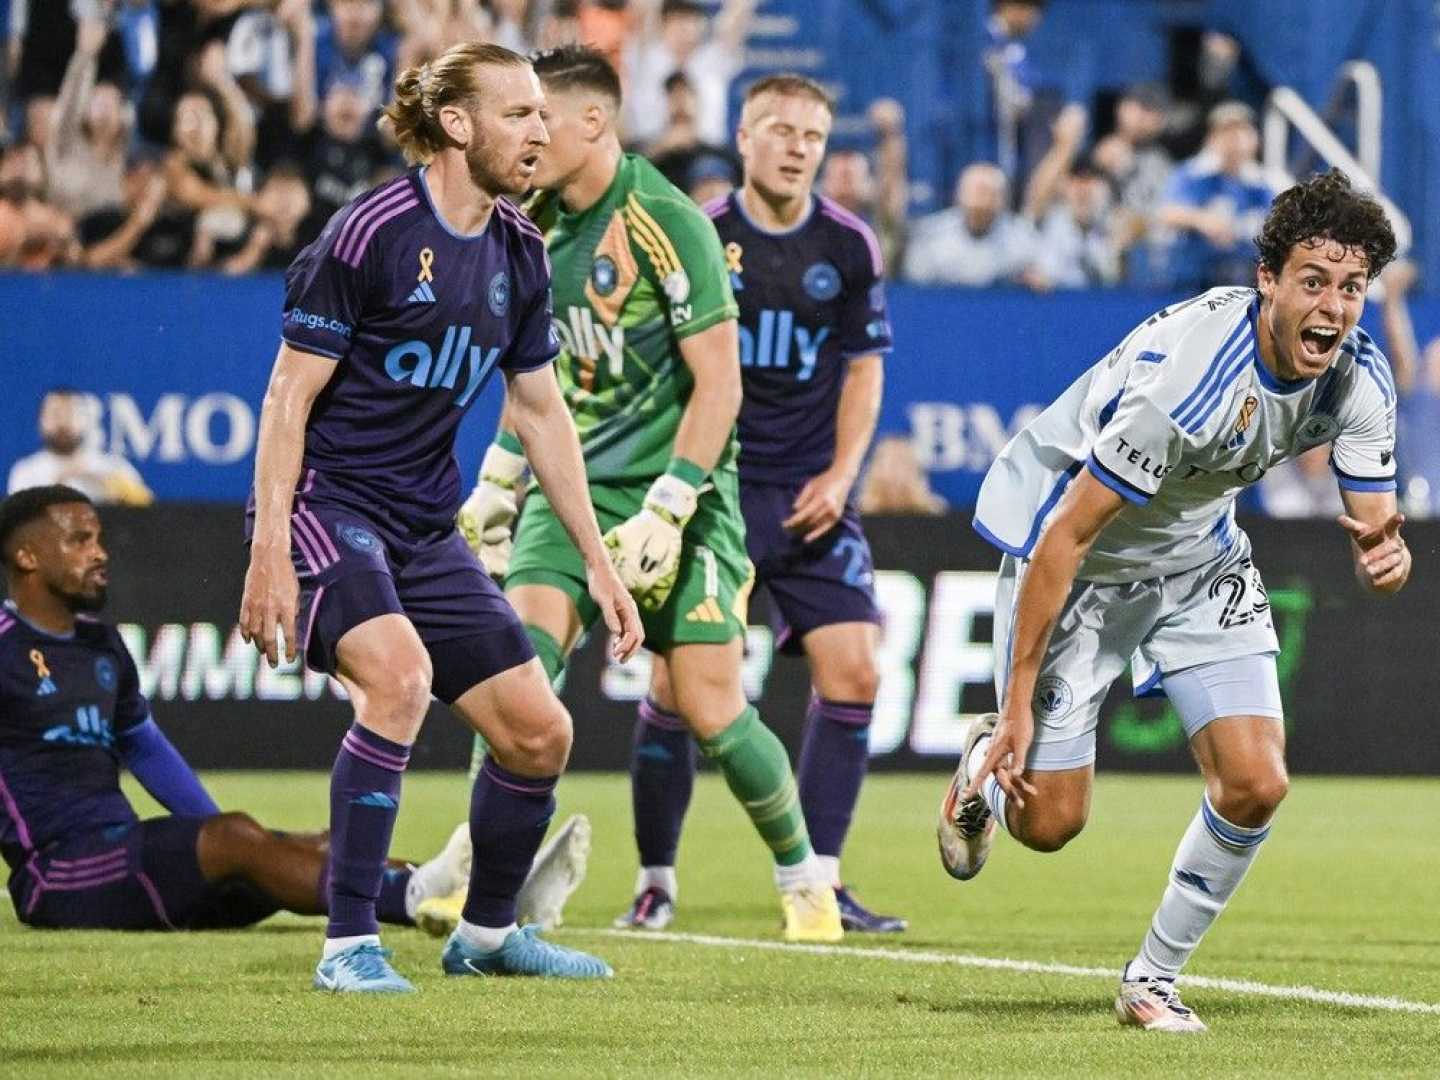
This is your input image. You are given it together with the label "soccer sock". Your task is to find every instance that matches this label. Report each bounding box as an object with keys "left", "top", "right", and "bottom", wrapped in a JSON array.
[
  {"left": 524, "top": 623, "right": 567, "bottom": 684},
  {"left": 797, "top": 695, "right": 872, "bottom": 863},
  {"left": 380, "top": 865, "right": 415, "bottom": 924},
  {"left": 981, "top": 774, "right": 1013, "bottom": 837},
  {"left": 463, "top": 755, "right": 557, "bottom": 929},
  {"left": 1129, "top": 792, "right": 1271, "bottom": 979},
  {"left": 630, "top": 696, "right": 698, "bottom": 876},
  {"left": 326, "top": 722, "right": 410, "bottom": 940},
  {"left": 698, "top": 706, "right": 812, "bottom": 868}
]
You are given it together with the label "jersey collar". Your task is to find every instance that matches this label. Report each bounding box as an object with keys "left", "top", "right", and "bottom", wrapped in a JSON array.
[
  {"left": 2, "top": 600, "right": 75, "bottom": 640},
  {"left": 416, "top": 166, "right": 491, "bottom": 240},
  {"left": 733, "top": 189, "right": 815, "bottom": 237}
]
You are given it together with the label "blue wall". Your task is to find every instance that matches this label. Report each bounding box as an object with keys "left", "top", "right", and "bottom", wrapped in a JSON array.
[{"left": 4, "top": 273, "right": 1436, "bottom": 507}]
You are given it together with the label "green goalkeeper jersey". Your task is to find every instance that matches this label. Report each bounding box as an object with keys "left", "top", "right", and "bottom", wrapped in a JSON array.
[{"left": 531, "top": 153, "right": 740, "bottom": 484}]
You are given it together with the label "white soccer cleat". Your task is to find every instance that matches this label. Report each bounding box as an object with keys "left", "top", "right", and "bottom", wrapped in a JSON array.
[
  {"left": 1115, "top": 972, "right": 1208, "bottom": 1034},
  {"left": 436, "top": 821, "right": 473, "bottom": 892},
  {"left": 516, "top": 814, "right": 591, "bottom": 931},
  {"left": 937, "top": 712, "right": 999, "bottom": 881}
]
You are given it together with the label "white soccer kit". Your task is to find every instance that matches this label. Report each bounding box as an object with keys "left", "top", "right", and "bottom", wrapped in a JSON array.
[{"left": 974, "top": 287, "right": 1397, "bottom": 767}]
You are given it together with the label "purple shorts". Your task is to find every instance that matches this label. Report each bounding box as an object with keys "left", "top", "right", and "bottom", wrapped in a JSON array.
[
  {"left": 740, "top": 480, "right": 881, "bottom": 655},
  {"left": 8, "top": 817, "right": 277, "bottom": 930},
  {"left": 249, "top": 486, "right": 534, "bottom": 704}
]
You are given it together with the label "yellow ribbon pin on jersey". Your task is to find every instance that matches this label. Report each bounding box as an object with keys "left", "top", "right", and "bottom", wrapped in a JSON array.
[
  {"left": 724, "top": 242, "right": 744, "bottom": 275},
  {"left": 418, "top": 247, "right": 435, "bottom": 283},
  {"left": 29, "top": 649, "right": 50, "bottom": 679}
]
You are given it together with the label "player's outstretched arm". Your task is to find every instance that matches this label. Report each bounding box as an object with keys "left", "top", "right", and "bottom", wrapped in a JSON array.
[
  {"left": 117, "top": 718, "right": 221, "bottom": 817},
  {"left": 785, "top": 353, "right": 884, "bottom": 542},
  {"left": 964, "top": 470, "right": 1126, "bottom": 806},
  {"left": 241, "top": 344, "right": 336, "bottom": 667},
  {"left": 1337, "top": 490, "right": 1412, "bottom": 596},
  {"left": 505, "top": 365, "right": 644, "bottom": 662}
]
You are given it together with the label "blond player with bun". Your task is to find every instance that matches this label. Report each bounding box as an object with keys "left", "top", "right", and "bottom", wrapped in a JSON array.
[{"left": 241, "top": 40, "right": 640, "bottom": 993}]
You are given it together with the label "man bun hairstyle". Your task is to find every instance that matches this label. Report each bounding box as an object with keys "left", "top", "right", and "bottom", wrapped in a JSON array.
[
  {"left": 0, "top": 485, "right": 93, "bottom": 568},
  {"left": 530, "top": 44, "right": 622, "bottom": 106},
  {"left": 1256, "top": 168, "right": 1397, "bottom": 280},
  {"left": 383, "top": 42, "right": 531, "bottom": 164}
]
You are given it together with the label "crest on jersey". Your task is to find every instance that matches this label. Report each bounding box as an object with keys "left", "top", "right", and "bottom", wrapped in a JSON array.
[
  {"left": 94, "top": 656, "right": 117, "bottom": 692},
  {"left": 1033, "top": 676, "right": 1073, "bottom": 720},
  {"left": 1295, "top": 412, "right": 1340, "bottom": 449},
  {"left": 803, "top": 261, "right": 841, "bottom": 302},
  {"left": 30, "top": 649, "right": 56, "bottom": 697},
  {"left": 591, "top": 255, "right": 618, "bottom": 297},
  {"left": 488, "top": 271, "right": 511, "bottom": 317},
  {"left": 407, "top": 247, "right": 437, "bottom": 303}
]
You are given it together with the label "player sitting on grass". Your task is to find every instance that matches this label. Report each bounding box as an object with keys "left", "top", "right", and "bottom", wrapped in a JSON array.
[
  {"left": 940, "top": 170, "right": 1410, "bottom": 1033},
  {"left": 0, "top": 485, "right": 472, "bottom": 932}
]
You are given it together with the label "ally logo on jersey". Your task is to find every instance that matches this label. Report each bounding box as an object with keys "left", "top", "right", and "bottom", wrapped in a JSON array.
[
  {"left": 553, "top": 305, "right": 626, "bottom": 390},
  {"left": 384, "top": 326, "right": 502, "bottom": 408}
]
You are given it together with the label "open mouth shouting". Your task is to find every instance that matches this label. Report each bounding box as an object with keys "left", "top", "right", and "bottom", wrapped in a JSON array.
[{"left": 1298, "top": 324, "right": 1341, "bottom": 360}]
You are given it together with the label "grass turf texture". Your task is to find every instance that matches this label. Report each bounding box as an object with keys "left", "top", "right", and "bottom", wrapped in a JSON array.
[{"left": 3, "top": 772, "right": 1437, "bottom": 1077}]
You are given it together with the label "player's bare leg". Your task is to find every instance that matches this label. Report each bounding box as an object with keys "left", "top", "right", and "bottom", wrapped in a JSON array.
[
  {"left": 668, "top": 639, "right": 842, "bottom": 942},
  {"left": 1118, "top": 715, "right": 1287, "bottom": 1033},
  {"left": 197, "top": 813, "right": 468, "bottom": 922},
  {"left": 436, "top": 594, "right": 610, "bottom": 978},
  {"left": 801, "top": 622, "right": 904, "bottom": 931}
]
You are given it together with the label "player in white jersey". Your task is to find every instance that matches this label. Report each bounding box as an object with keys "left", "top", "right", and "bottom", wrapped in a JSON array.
[{"left": 938, "top": 171, "right": 1413, "bottom": 1033}]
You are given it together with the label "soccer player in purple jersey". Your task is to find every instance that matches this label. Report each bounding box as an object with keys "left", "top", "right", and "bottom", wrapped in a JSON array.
[
  {"left": 239, "top": 42, "right": 642, "bottom": 993},
  {"left": 622, "top": 75, "right": 903, "bottom": 932},
  {"left": 0, "top": 487, "right": 470, "bottom": 933}
]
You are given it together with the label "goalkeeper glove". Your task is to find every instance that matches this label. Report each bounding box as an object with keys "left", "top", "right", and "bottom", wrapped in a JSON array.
[
  {"left": 603, "top": 461, "right": 704, "bottom": 611},
  {"left": 458, "top": 435, "right": 526, "bottom": 579}
]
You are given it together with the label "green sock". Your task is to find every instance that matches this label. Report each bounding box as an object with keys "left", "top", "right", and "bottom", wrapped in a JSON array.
[
  {"left": 470, "top": 624, "right": 569, "bottom": 779},
  {"left": 524, "top": 623, "right": 567, "bottom": 684},
  {"left": 698, "top": 706, "right": 813, "bottom": 867}
]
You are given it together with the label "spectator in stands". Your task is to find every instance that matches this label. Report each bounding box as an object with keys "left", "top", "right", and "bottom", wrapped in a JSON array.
[
  {"left": 156, "top": 45, "right": 256, "bottom": 268},
  {"left": 1380, "top": 260, "right": 1440, "bottom": 518},
  {"left": 646, "top": 70, "right": 738, "bottom": 194},
  {"left": 576, "top": 0, "right": 633, "bottom": 75},
  {"left": 683, "top": 149, "right": 738, "bottom": 204},
  {"left": 536, "top": 0, "right": 583, "bottom": 50},
  {"left": 901, "top": 162, "right": 1036, "bottom": 288},
  {"left": 624, "top": 0, "right": 755, "bottom": 149},
  {"left": 296, "top": 75, "right": 390, "bottom": 241},
  {"left": 226, "top": 0, "right": 319, "bottom": 169},
  {"left": 1154, "top": 100, "right": 1272, "bottom": 291},
  {"left": 43, "top": 6, "right": 130, "bottom": 237},
  {"left": 8, "top": 389, "right": 153, "bottom": 506},
  {"left": 1020, "top": 104, "right": 1120, "bottom": 289},
  {"left": 819, "top": 98, "right": 910, "bottom": 273},
  {"left": 313, "top": 0, "right": 397, "bottom": 119},
  {"left": 218, "top": 161, "right": 310, "bottom": 273},
  {"left": 0, "top": 140, "right": 77, "bottom": 269},
  {"left": 858, "top": 436, "right": 946, "bottom": 516},
  {"left": 1095, "top": 82, "right": 1173, "bottom": 220}
]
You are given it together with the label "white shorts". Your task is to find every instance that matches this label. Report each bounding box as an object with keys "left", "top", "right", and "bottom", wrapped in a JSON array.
[{"left": 993, "top": 532, "right": 1283, "bottom": 771}]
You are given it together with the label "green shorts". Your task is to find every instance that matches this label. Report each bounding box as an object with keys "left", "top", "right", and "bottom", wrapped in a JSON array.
[{"left": 506, "top": 471, "right": 754, "bottom": 651}]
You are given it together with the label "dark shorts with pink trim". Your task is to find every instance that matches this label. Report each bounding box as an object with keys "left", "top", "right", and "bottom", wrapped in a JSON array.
[
  {"left": 246, "top": 491, "right": 534, "bottom": 704},
  {"left": 740, "top": 480, "right": 881, "bottom": 656},
  {"left": 7, "top": 817, "right": 277, "bottom": 930}
]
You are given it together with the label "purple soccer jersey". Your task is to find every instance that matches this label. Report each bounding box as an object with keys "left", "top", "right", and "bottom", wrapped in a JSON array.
[
  {"left": 280, "top": 168, "right": 559, "bottom": 531},
  {"left": 0, "top": 606, "right": 149, "bottom": 868},
  {"left": 705, "top": 193, "right": 893, "bottom": 487}
]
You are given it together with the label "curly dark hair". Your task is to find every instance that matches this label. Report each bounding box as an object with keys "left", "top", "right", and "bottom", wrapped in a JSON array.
[{"left": 1255, "top": 169, "right": 1396, "bottom": 279}]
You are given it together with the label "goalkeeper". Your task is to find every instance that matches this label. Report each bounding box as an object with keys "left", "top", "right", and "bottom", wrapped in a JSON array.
[{"left": 445, "top": 45, "right": 842, "bottom": 943}]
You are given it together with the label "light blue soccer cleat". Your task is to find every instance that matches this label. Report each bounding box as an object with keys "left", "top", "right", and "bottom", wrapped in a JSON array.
[
  {"left": 313, "top": 942, "right": 415, "bottom": 994},
  {"left": 441, "top": 925, "right": 613, "bottom": 979}
]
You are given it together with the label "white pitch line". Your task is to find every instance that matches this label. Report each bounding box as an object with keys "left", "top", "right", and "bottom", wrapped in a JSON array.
[{"left": 583, "top": 928, "right": 1440, "bottom": 1016}]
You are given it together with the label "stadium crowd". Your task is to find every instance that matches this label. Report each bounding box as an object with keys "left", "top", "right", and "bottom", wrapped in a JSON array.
[{"left": 2, "top": 0, "right": 1436, "bottom": 519}]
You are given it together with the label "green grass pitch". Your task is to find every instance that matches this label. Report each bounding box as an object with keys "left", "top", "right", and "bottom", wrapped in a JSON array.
[{"left": 3, "top": 772, "right": 1438, "bottom": 1077}]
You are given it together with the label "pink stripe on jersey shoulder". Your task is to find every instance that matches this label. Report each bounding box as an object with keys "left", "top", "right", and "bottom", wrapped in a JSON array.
[
  {"left": 496, "top": 197, "right": 543, "bottom": 240},
  {"left": 334, "top": 186, "right": 413, "bottom": 265},
  {"left": 342, "top": 195, "right": 420, "bottom": 268},
  {"left": 0, "top": 615, "right": 14, "bottom": 635},
  {"left": 334, "top": 177, "right": 413, "bottom": 262},
  {"left": 702, "top": 195, "right": 730, "bottom": 219},
  {"left": 818, "top": 196, "right": 884, "bottom": 276}
]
